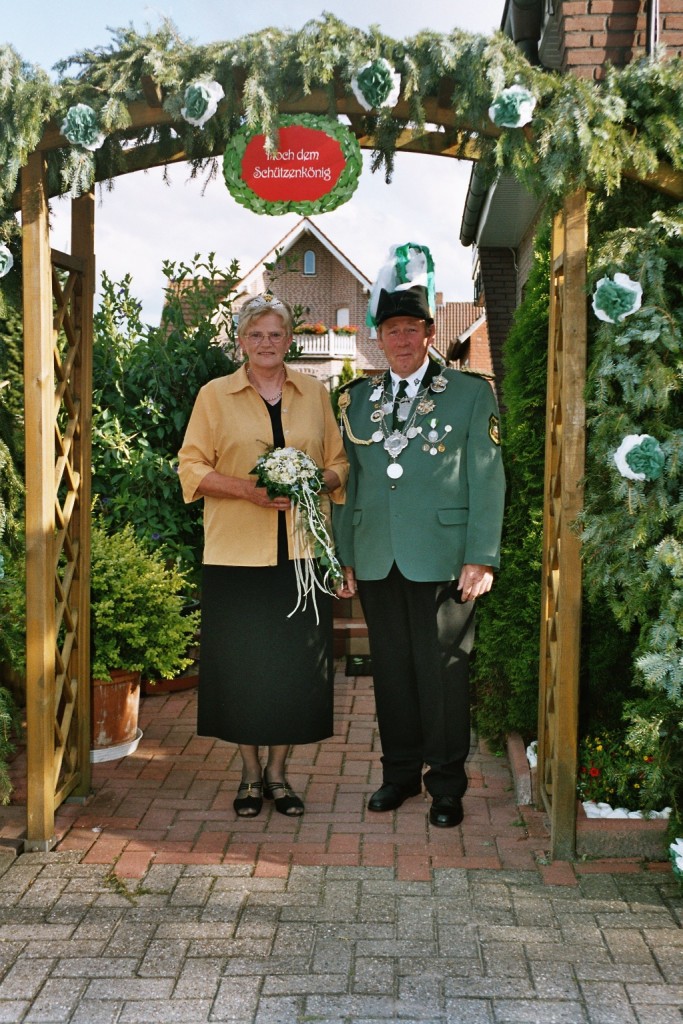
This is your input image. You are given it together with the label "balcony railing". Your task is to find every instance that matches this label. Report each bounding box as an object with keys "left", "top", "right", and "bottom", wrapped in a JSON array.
[{"left": 294, "top": 331, "right": 356, "bottom": 358}]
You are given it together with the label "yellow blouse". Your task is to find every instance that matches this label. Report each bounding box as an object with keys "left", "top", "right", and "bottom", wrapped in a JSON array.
[{"left": 178, "top": 364, "right": 348, "bottom": 566}]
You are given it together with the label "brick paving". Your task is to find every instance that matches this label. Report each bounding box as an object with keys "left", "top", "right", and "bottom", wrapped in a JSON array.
[{"left": 0, "top": 667, "right": 680, "bottom": 1023}]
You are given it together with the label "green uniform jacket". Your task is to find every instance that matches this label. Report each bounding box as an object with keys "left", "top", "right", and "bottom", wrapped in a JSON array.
[{"left": 333, "top": 360, "right": 506, "bottom": 582}]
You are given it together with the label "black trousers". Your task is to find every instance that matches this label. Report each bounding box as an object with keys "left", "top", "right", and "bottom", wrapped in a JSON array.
[{"left": 358, "top": 563, "right": 476, "bottom": 798}]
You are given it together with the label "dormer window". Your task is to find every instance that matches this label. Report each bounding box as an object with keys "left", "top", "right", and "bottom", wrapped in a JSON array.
[{"left": 303, "top": 250, "right": 316, "bottom": 275}]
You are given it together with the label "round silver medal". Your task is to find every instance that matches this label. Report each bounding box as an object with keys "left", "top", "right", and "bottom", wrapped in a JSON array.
[
  {"left": 372, "top": 430, "right": 384, "bottom": 443},
  {"left": 387, "top": 463, "right": 403, "bottom": 479}
]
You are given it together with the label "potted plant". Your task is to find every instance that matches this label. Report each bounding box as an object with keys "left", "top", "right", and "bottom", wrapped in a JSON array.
[{"left": 90, "top": 522, "right": 200, "bottom": 759}]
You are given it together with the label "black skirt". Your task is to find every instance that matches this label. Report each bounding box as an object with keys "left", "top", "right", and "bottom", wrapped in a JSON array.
[{"left": 198, "top": 561, "right": 334, "bottom": 746}]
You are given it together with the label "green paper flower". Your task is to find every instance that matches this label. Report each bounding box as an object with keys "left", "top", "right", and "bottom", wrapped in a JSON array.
[
  {"left": 181, "top": 80, "right": 225, "bottom": 128},
  {"left": 60, "top": 104, "right": 105, "bottom": 152},
  {"left": 488, "top": 84, "right": 536, "bottom": 128},
  {"left": 592, "top": 272, "right": 643, "bottom": 323},
  {"left": 614, "top": 434, "right": 665, "bottom": 482},
  {"left": 0, "top": 243, "right": 13, "bottom": 278},
  {"left": 351, "top": 59, "right": 401, "bottom": 111}
]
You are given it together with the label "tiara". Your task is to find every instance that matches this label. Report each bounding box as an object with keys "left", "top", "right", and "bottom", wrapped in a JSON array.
[{"left": 239, "top": 293, "right": 288, "bottom": 318}]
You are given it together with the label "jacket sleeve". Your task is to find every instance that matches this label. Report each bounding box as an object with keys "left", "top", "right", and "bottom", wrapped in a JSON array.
[
  {"left": 332, "top": 432, "right": 358, "bottom": 567},
  {"left": 464, "top": 380, "right": 506, "bottom": 568},
  {"left": 177, "top": 386, "right": 216, "bottom": 504},
  {"left": 320, "top": 387, "right": 349, "bottom": 504}
]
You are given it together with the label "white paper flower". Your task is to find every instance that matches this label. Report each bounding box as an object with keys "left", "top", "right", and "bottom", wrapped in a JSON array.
[
  {"left": 0, "top": 243, "right": 13, "bottom": 278},
  {"left": 351, "top": 59, "right": 401, "bottom": 111},
  {"left": 60, "top": 104, "right": 106, "bottom": 152},
  {"left": 592, "top": 272, "right": 643, "bottom": 323},
  {"left": 488, "top": 84, "right": 537, "bottom": 128},
  {"left": 614, "top": 434, "right": 665, "bottom": 482},
  {"left": 181, "top": 80, "right": 225, "bottom": 128}
]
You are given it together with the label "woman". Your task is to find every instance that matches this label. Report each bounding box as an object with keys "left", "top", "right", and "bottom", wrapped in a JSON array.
[{"left": 178, "top": 294, "right": 347, "bottom": 818}]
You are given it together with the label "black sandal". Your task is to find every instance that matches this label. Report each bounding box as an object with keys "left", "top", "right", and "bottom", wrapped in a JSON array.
[
  {"left": 263, "top": 773, "right": 304, "bottom": 816},
  {"left": 233, "top": 780, "right": 263, "bottom": 817}
]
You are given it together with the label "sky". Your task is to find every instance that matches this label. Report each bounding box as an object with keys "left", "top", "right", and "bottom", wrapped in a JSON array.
[{"left": 6, "top": 1, "right": 507, "bottom": 322}]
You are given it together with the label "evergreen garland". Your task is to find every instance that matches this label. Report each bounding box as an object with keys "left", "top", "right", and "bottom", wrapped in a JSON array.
[
  {"left": 0, "top": 15, "right": 681, "bottom": 223},
  {"left": 580, "top": 189, "right": 683, "bottom": 706}
]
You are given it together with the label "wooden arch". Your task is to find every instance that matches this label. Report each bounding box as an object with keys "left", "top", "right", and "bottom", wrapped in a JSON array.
[{"left": 19, "top": 81, "right": 683, "bottom": 855}]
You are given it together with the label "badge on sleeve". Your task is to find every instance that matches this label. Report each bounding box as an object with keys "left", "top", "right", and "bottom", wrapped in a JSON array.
[{"left": 488, "top": 414, "right": 501, "bottom": 446}]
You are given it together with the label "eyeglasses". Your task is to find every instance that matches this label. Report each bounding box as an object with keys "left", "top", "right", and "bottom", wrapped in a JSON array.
[{"left": 244, "top": 331, "right": 287, "bottom": 343}]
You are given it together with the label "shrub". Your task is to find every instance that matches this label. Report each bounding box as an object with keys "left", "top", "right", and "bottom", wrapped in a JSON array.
[
  {"left": 471, "top": 223, "right": 550, "bottom": 746},
  {"left": 90, "top": 522, "right": 199, "bottom": 682},
  {"left": 92, "top": 255, "right": 240, "bottom": 582}
]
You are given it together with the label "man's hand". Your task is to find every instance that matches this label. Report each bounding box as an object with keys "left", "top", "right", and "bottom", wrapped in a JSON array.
[
  {"left": 457, "top": 563, "right": 494, "bottom": 602},
  {"left": 337, "top": 565, "right": 357, "bottom": 598}
]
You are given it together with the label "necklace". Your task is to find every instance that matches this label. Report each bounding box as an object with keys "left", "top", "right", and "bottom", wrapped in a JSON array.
[
  {"left": 339, "top": 371, "right": 452, "bottom": 477},
  {"left": 247, "top": 365, "right": 284, "bottom": 404}
]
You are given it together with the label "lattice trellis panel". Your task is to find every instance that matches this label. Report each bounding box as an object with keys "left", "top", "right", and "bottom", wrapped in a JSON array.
[
  {"left": 52, "top": 252, "right": 86, "bottom": 804},
  {"left": 537, "top": 192, "right": 588, "bottom": 860},
  {"left": 22, "top": 153, "right": 93, "bottom": 849}
]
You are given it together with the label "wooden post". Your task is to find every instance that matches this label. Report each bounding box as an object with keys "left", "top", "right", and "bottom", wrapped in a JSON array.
[
  {"left": 71, "top": 193, "right": 95, "bottom": 797},
  {"left": 537, "top": 190, "right": 587, "bottom": 859},
  {"left": 22, "top": 152, "right": 56, "bottom": 849}
]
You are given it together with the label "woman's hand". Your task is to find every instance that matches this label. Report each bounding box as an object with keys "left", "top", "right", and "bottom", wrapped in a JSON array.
[
  {"left": 242, "top": 478, "right": 291, "bottom": 510},
  {"left": 196, "top": 471, "right": 290, "bottom": 510}
]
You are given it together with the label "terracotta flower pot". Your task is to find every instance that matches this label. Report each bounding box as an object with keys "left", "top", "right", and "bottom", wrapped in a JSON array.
[{"left": 91, "top": 669, "right": 141, "bottom": 750}]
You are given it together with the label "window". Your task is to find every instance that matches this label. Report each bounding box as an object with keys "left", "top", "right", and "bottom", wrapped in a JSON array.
[
  {"left": 336, "top": 307, "right": 350, "bottom": 328},
  {"left": 303, "top": 250, "right": 316, "bottom": 275}
]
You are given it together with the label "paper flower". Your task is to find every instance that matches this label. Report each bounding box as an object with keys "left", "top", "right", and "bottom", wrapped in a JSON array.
[
  {"left": 592, "top": 272, "right": 643, "bottom": 323},
  {"left": 0, "top": 244, "right": 13, "bottom": 278},
  {"left": 250, "top": 446, "right": 343, "bottom": 621},
  {"left": 351, "top": 59, "right": 401, "bottom": 111},
  {"left": 60, "top": 104, "right": 106, "bottom": 151},
  {"left": 488, "top": 84, "right": 537, "bottom": 128},
  {"left": 614, "top": 434, "right": 665, "bottom": 482},
  {"left": 670, "top": 838, "right": 683, "bottom": 878},
  {"left": 181, "top": 80, "right": 225, "bottom": 128}
]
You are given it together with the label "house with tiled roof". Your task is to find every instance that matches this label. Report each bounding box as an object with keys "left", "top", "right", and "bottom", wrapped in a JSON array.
[
  {"left": 434, "top": 300, "right": 491, "bottom": 376},
  {"left": 235, "top": 219, "right": 492, "bottom": 384},
  {"left": 235, "top": 218, "right": 381, "bottom": 384}
]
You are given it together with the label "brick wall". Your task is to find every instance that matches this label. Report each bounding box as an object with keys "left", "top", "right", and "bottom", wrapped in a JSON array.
[
  {"left": 469, "top": 321, "right": 494, "bottom": 376},
  {"left": 560, "top": 0, "right": 683, "bottom": 78},
  {"left": 263, "top": 233, "right": 384, "bottom": 377},
  {"left": 479, "top": 248, "right": 518, "bottom": 387}
]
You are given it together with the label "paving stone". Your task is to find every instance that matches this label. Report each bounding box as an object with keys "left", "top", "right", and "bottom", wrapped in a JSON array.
[
  {"left": 0, "top": 1001, "right": 30, "bottom": 1023},
  {"left": 578, "top": 981, "right": 639, "bottom": 1024},
  {"left": 352, "top": 955, "right": 396, "bottom": 996},
  {"left": 444, "top": 998, "right": 494, "bottom": 1023},
  {"left": 22, "top": 977, "right": 87, "bottom": 1022},
  {"left": 1, "top": 675, "right": 680, "bottom": 1024},
  {"left": 119, "top": 998, "right": 214, "bottom": 1022}
]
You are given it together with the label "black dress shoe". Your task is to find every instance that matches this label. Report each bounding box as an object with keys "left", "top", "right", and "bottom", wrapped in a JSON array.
[
  {"left": 368, "top": 781, "right": 422, "bottom": 812},
  {"left": 429, "top": 796, "right": 464, "bottom": 828}
]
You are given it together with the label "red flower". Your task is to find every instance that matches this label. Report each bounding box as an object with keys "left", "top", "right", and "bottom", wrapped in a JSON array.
[{"left": 589, "top": 767, "right": 600, "bottom": 777}]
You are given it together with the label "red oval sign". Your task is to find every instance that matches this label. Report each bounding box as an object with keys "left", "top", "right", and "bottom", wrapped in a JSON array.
[{"left": 240, "top": 125, "right": 346, "bottom": 202}]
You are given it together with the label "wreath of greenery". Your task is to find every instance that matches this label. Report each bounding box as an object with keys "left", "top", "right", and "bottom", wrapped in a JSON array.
[{"left": 222, "top": 114, "right": 362, "bottom": 215}]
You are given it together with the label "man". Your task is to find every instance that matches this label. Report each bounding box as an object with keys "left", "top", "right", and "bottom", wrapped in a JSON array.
[{"left": 334, "top": 244, "right": 505, "bottom": 828}]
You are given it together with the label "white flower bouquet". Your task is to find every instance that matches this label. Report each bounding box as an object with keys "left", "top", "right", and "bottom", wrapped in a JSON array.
[{"left": 251, "top": 446, "right": 343, "bottom": 619}]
